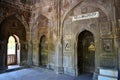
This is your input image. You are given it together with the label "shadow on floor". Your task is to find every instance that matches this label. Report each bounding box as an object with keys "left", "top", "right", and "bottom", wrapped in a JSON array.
[
  {"left": 0, "top": 65, "right": 24, "bottom": 74},
  {"left": 74, "top": 73, "right": 93, "bottom": 80}
]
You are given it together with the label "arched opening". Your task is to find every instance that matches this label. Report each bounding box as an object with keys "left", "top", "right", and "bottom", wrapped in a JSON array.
[
  {"left": 7, "top": 34, "right": 20, "bottom": 66},
  {"left": 0, "top": 15, "right": 27, "bottom": 70},
  {"left": 77, "top": 30, "right": 95, "bottom": 75},
  {"left": 39, "top": 35, "right": 48, "bottom": 67}
]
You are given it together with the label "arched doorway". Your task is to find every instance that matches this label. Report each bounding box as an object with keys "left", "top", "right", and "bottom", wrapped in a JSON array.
[
  {"left": 7, "top": 34, "right": 20, "bottom": 66},
  {"left": 77, "top": 30, "right": 95, "bottom": 75},
  {"left": 39, "top": 35, "right": 48, "bottom": 67},
  {"left": 0, "top": 15, "right": 27, "bottom": 70}
]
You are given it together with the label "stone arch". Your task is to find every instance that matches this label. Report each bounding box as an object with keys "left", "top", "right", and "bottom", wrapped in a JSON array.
[
  {"left": 76, "top": 30, "right": 95, "bottom": 75},
  {"left": 33, "top": 14, "right": 49, "bottom": 31},
  {"left": 12, "top": 34, "right": 20, "bottom": 44},
  {"left": 76, "top": 28, "right": 96, "bottom": 42},
  {"left": 7, "top": 36, "right": 16, "bottom": 65},
  {"left": 79, "top": 1, "right": 110, "bottom": 20},
  {"left": 62, "top": 0, "right": 110, "bottom": 29},
  {"left": 61, "top": 1, "right": 110, "bottom": 76},
  {"left": 15, "top": 14, "right": 29, "bottom": 31},
  {"left": 7, "top": 34, "right": 20, "bottom": 65},
  {"left": 39, "top": 35, "right": 48, "bottom": 67},
  {"left": 61, "top": 1, "right": 83, "bottom": 27},
  {"left": 32, "top": 14, "right": 49, "bottom": 40},
  {"left": 0, "top": 15, "right": 26, "bottom": 41},
  {"left": 0, "top": 14, "right": 29, "bottom": 31},
  {"left": 0, "top": 15, "right": 27, "bottom": 69},
  {"left": 36, "top": 14, "right": 49, "bottom": 41},
  {"left": 76, "top": 29, "right": 95, "bottom": 50},
  {"left": 0, "top": 12, "right": 15, "bottom": 24}
]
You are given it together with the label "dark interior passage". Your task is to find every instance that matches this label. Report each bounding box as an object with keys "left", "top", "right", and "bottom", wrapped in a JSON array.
[
  {"left": 77, "top": 30, "right": 95, "bottom": 75},
  {"left": 39, "top": 35, "right": 48, "bottom": 67}
]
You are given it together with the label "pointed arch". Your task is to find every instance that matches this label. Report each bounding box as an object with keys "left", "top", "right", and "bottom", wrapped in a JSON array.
[
  {"left": 77, "top": 30, "right": 95, "bottom": 75},
  {"left": 0, "top": 14, "right": 29, "bottom": 32},
  {"left": 39, "top": 35, "right": 48, "bottom": 67},
  {"left": 0, "top": 14, "right": 27, "bottom": 69},
  {"left": 0, "top": 15, "right": 26, "bottom": 41},
  {"left": 62, "top": 0, "right": 110, "bottom": 31},
  {"left": 7, "top": 34, "right": 21, "bottom": 65}
]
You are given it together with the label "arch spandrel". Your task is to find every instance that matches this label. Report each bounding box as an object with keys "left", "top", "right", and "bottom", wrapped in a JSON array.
[
  {"left": 0, "top": 15, "right": 27, "bottom": 41},
  {"left": 63, "top": 3, "right": 110, "bottom": 37}
]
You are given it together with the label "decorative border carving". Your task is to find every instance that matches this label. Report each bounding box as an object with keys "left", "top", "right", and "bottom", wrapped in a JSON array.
[
  {"left": 100, "top": 21, "right": 112, "bottom": 35},
  {"left": 64, "top": 40, "right": 71, "bottom": 51},
  {"left": 102, "top": 38, "right": 113, "bottom": 52}
]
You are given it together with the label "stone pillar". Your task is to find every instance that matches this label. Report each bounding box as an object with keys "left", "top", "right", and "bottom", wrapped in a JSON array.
[
  {"left": 15, "top": 42, "right": 18, "bottom": 64},
  {"left": 93, "top": 39, "right": 100, "bottom": 80},
  {"left": 26, "top": 30, "right": 33, "bottom": 66},
  {"left": 20, "top": 41, "right": 26, "bottom": 66},
  {"left": 116, "top": 39, "right": 120, "bottom": 80},
  {"left": 17, "top": 42, "right": 20, "bottom": 65},
  {"left": 20, "top": 41, "right": 28, "bottom": 66},
  {"left": 55, "top": 40, "right": 63, "bottom": 74},
  {"left": 0, "top": 40, "right": 8, "bottom": 70},
  {"left": 32, "top": 40, "right": 39, "bottom": 66},
  {"left": 27, "top": 40, "right": 33, "bottom": 66}
]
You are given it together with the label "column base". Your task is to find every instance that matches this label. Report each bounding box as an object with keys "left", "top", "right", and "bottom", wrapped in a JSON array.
[
  {"left": 55, "top": 66, "right": 64, "bottom": 74},
  {"left": 93, "top": 72, "right": 98, "bottom": 80}
]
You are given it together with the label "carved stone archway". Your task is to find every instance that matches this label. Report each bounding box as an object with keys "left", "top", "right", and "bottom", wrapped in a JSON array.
[
  {"left": 77, "top": 30, "right": 95, "bottom": 75},
  {"left": 39, "top": 35, "right": 48, "bottom": 67},
  {"left": 7, "top": 34, "right": 20, "bottom": 65},
  {"left": 0, "top": 15, "right": 27, "bottom": 70}
]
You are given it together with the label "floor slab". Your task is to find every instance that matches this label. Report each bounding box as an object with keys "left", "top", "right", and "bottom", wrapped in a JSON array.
[{"left": 0, "top": 68, "right": 93, "bottom": 80}]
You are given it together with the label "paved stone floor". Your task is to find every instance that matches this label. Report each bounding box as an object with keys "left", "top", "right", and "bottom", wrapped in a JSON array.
[
  {"left": 74, "top": 73, "right": 93, "bottom": 80},
  {"left": 0, "top": 68, "right": 93, "bottom": 80}
]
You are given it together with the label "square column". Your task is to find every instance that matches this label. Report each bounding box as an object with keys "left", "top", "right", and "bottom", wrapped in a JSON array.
[{"left": 55, "top": 40, "right": 64, "bottom": 74}]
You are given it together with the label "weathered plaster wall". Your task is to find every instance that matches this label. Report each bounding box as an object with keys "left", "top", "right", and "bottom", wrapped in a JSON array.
[
  {"left": 115, "top": 0, "right": 120, "bottom": 71},
  {"left": 0, "top": 0, "right": 119, "bottom": 79},
  {"left": 0, "top": 1, "right": 31, "bottom": 68},
  {"left": 62, "top": 0, "right": 118, "bottom": 77}
]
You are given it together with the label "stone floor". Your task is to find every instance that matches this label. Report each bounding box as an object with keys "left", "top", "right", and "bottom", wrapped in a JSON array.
[
  {"left": 74, "top": 73, "right": 93, "bottom": 80},
  {"left": 0, "top": 68, "right": 93, "bottom": 80}
]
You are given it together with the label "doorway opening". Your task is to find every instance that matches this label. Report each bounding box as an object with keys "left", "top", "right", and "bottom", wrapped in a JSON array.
[
  {"left": 39, "top": 35, "right": 48, "bottom": 67},
  {"left": 77, "top": 30, "right": 95, "bottom": 75},
  {"left": 7, "top": 34, "right": 20, "bottom": 68}
]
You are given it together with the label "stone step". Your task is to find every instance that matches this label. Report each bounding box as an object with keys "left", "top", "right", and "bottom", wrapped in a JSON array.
[
  {"left": 98, "top": 75, "right": 117, "bottom": 80},
  {"left": 98, "top": 68, "right": 118, "bottom": 80},
  {"left": 99, "top": 68, "right": 118, "bottom": 77}
]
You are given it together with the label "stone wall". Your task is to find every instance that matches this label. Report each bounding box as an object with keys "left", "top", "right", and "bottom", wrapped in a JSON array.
[
  {"left": 0, "top": 0, "right": 119, "bottom": 79},
  {"left": 61, "top": 0, "right": 119, "bottom": 77},
  {"left": 115, "top": 0, "right": 120, "bottom": 71},
  {"left": 0, "top": 0, "right": 31, "bottom": 68}
]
